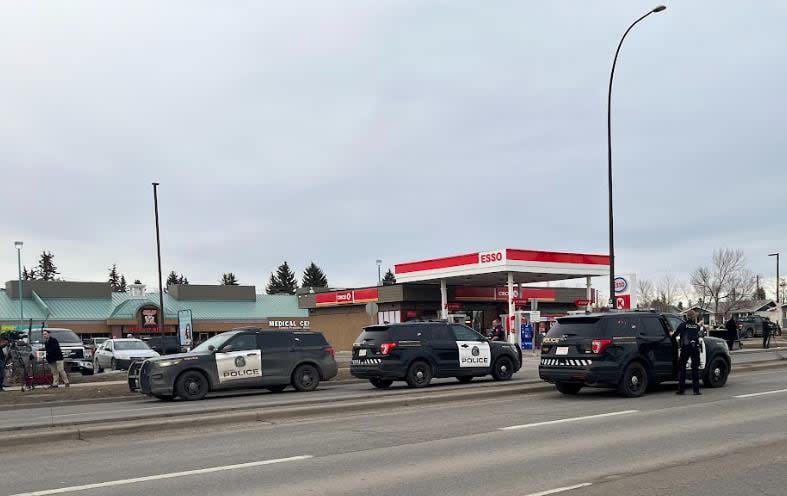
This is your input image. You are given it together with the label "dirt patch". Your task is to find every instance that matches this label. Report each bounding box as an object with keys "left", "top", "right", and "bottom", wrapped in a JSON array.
[{"left": 0, "top": 383, "right": 136, "bottom": 407}]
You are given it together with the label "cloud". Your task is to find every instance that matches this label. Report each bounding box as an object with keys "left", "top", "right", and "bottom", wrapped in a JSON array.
[{"left": 1, "top": 1, "right": 785, "bottom": 295}]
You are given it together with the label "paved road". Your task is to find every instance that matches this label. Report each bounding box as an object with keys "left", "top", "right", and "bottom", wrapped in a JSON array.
[
  {"left": 1, "top": 350, "right": 783, "bottom": 431},
  {"left": 2, "top": 367, "right": 787, "bottom": 496}
]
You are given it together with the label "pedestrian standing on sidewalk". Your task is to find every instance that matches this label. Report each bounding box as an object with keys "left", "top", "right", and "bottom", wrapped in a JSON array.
[
  {"left": 762, "top": 321, "right": 771, "bottom": 349},
  {"left": 725, "top": 317, "right": 738, "bottom": 350},
  {"left": 0, "top": 334, "right": 8, "bottom": 392},
  {"left": 43, "top": 330, "right": 69, "bottom": 388},
  {"left": 674, "top": 310, "right": 702, "bottom": 396}
]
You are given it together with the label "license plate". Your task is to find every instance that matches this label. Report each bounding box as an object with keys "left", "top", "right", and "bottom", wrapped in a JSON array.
[
  {"left": 556, "top": 347, "right": 569, "bottom": 356},
  {"left": 359, "top": 349, "right": 368, "bottom": 357}
]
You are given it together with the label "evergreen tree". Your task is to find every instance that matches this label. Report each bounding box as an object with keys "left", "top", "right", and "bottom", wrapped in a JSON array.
[
  {"left": 108, "top": 264, "right": 121, "bottom": 291},
  {"left": 301, "top": 262, "right": 328, "bottom": 288},
  {"left": 382, "top": 268, "right": 396, "bottom": 285},
  {"left": 133, "top": 279, "right": 142, "bottom": 285},
  {"left": 166, "top": 271, "right": 179, "bottom": 287},
  {"left": 221, "top": 273, "right": 239, "bottom": 285},
  {"left": 119, "top": 275, "right": 127, "bottom": 292},
  {"left": 37, "top": 251, "right": 59, "bottom": 281},
  {"left": 266, "top": 261, "right": 298, "bottom": 294},
  {"left": 179, "top": 275, "right": 189, "bottom": 285},
  {"left": 22, "top": 267, "right": 35, "bottom": 280}
]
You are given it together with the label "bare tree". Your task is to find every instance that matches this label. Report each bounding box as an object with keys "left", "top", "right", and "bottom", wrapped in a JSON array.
[
  {"left": 656, "top": 273, "right": 685, "bottom": 308},
  {"left": 637, "top": 279, "right": 655, "bottom": 309},
  {"left": 690, "top": 248, "right": 755, "bottom": 322}
]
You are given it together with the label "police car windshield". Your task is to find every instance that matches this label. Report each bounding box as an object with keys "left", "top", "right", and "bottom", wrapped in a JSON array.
[
  {"left": 546, "top": 318, "right": 606, "bottom": 338},
  {"left": 191, "top": 333, "right": 236, "bottom": 353}
]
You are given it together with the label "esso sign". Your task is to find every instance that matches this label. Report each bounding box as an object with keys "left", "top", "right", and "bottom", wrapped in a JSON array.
[
  {"left": 479, "top": 251, "right": 504, "bottom": 264},
  {"left": 614, "top": 277, "right": 628, "bottom": 293}
]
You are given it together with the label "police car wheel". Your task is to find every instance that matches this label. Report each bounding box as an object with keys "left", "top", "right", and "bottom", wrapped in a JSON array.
[
  {"left": 267, "top": 385, "right": 287, "bottom": 393},
  {"left": 292, "top": 364, "right": 320, "bottom": 392},
  {"left": 618, "top": 362, "right": 648, "bottom": 398},
  {"left": 556, "top": 383, "right": 582, "bottom": 395},
  {"left": 703, "top": 357, "right": 729, "bottom": 388},
  {"left": 456, "top": 376, "right": 473, "bottom": 384},
  {"left": 176, "top": 371, "right": 209, "bottom": 401},
  {"left": 406, "top": 361, "right": 432, "bottom": 388},
  {"left": 492, "top": 356, "right": 514, "bottom": 381},
  {"left": 370, "top": 378, "right": 394, "bottom": 389}
]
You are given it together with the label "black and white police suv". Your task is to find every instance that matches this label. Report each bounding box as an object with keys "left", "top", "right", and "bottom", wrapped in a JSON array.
[
  {"left": 350, "top": 321, "right": 521, "bottom": 389},
  {"left": 539, "top": 312, "right": 731, "bottom": 397},
  {"left": 128, "top": 328, "right": 338, "bottom": 401}
]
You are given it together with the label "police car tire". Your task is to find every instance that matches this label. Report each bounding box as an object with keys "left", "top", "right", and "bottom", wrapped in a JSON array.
[
  {"left": 492, "top": 356, "right": 514, "bottom": 381},
  {"left": 405, "top": 361, "right": 432, "bottom": 388},
  {"left": 176, "top": 370, "right": 209, "bottom": 401},
  {"left": 703, "top": 357, "right": 729, "bottom": 388},
  {"left": 618, "top": 361, "right": 648, "bottom": 398},
  {"left": 555, "top": 383, "right": 582, "bottom": 395},
  {"left": 292, "top": 364, "right": 320, "bottom": 392},
  {"left": 267, "top": 385, "right": 287, "bottom": 393},
  {"left": 456, "top": 376, "right": 473, "bottom": 384},
  {"left": 370, "top": 378, "right": 394, "bottom": 389}
]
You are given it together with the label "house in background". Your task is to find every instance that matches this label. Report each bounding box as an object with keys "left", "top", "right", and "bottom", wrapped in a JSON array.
[{"left": 729, "top": 300, "right": 779, "bottom": 321}]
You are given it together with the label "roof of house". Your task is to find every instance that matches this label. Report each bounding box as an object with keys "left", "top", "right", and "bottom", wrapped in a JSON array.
[
  {"left": 0, "top": 290, "right": 306, "bottom": 323},
  {"left": 731, "top": 300, "right": 777, "bottom": 314}
]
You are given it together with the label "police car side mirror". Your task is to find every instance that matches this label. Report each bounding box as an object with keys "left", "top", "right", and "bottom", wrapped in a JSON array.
[
  {"left": 208, "top": 345, "right": 216, "bottom": 352},
  {"left": 221, "top": 346, "right": 234, "bottom": 353}
]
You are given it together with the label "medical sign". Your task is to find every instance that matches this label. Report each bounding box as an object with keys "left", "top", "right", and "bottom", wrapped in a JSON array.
[
  {"left": 614, "top": 277, "right": 628, "bottom": 293},
  {"left": 178, "top": 309, "right": 193, "bottom": 348},
  {"left": 457, "top": 341, "right": 491, "bottom": 368},
  {"left": 216, "top": 350, "right": 262, "bottom": 383}
]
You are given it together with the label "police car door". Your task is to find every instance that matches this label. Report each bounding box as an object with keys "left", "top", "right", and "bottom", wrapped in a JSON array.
[
  {"left": 451, "top": 325, "right": 492, "bottom": 373},
  {"left": 214, "top": 333, "right": 263, "bottom": 389}
]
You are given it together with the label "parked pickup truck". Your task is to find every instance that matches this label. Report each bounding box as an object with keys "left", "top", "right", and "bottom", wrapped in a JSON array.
[
  {"left": 26, "top": 328, "right": 94, "bottom": 375},
  {"left": 738, "top": 316, "right": 782, "bottom": 338}
]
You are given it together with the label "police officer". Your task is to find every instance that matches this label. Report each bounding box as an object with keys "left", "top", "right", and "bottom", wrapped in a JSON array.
[
  {"left": 674, "top": 310, "right": 702, "bottom": 395},
  {"left": 762, "top": 320, "right": 771, "bottom": 349}
]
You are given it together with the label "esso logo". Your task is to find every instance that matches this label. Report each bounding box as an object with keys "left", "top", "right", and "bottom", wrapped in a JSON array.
[
  {"left": 479, "top": 251, "right": 504, "bottom": 264},
  {"left": 614, "top": 277, "right": 628, "bottom": 293}
]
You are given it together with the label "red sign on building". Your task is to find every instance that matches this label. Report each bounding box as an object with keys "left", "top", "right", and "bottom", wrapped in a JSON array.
[{"left": 315, "top": 288, "right": 379, "bottom": 306}]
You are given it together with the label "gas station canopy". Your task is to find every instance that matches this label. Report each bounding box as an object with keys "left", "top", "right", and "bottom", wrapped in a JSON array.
[{"left": 394, "top": 248, "right": 610, "bottom": 286}]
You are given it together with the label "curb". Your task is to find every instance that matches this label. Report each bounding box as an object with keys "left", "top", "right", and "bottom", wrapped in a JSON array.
[{"left": 3, "top": 382, "right": 554, "bottom": 448}]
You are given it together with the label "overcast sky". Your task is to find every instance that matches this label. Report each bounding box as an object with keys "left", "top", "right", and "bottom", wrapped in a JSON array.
[{"left": 2, "top": 1, "right": 785, "bottom": 300}]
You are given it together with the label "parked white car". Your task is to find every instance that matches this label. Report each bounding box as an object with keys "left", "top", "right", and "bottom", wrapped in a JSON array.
[{"left": 93, "top": 339, "right": 160, "bottom": 372}]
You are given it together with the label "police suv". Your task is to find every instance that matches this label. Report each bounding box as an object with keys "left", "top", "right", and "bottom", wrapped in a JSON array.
[
  {"left": 128, "top": 328, "right": 338, "bottom": 401},
  {"left": 539, "top": 312, "right": 731, "bottom": 397},
  {"left": 350, "top": 321, "right": 521, "bottom": 388}
]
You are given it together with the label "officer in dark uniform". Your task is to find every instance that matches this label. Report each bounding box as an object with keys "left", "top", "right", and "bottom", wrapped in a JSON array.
[{"left": 674, "top": 310, "right": 702, "bottom": 395}]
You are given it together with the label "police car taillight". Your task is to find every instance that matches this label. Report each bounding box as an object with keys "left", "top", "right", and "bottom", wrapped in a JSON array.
[
  {"left": 379, "top": 342, "right": 398, "bottom": 355},
  {"left": 591, "top": 339, "right": 613, "bottom": 354}
]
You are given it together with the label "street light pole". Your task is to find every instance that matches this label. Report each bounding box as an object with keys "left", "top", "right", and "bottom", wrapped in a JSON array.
[
  {"left": 376, "top": 259, "right": 383, "bottom": 286},
  {"left": 14, "top": 241, "right": 24, "bottom": 329},
  {"left": 152, "top": 183, "right": 166, "bottom": 353},
  {"left": 607, "top": 5, "right": 666, "bottom": 308},
  {"left": 769, "top": 253, "right": 780, "bottom": 303}
]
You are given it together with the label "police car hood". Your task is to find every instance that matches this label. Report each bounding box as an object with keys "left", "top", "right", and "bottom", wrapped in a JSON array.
[{"left": 148, "top": 351, "right": 207, "bottom": 362}]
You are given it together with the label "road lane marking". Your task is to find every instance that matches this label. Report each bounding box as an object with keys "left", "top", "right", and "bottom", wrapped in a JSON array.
[
  {"left": 524, "top": 483, "right": 593, "bottom": 496},
  {"left": 500, "top": 410, "right": 638, "bottom": 431},
  {"left": 9, "top": 455, "right": 313, "bottom": 496},
  {"left": 734, "top": 388, "right": 787, "bottom": 399}
]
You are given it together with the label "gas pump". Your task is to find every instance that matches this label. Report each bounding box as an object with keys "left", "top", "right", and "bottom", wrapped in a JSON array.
[{"left": 514, "top": 311, "right": 538, "bottom": 351}]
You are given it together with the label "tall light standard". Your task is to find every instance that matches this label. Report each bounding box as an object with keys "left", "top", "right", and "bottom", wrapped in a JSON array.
[
  {"left": 607, "top": 5, "right": 667, "bottom": 308},
  {"left": 152, "top": 182, "right": 166, "bottom": 352},
  {"left": 769, "top": 253, "right": 780, "bottom": 303},
  {"left": 376, "top": 259, "right": 383, "bottom": 286},
  {"left": 14, "top": 241, "right": 24, "bottom": 329}
]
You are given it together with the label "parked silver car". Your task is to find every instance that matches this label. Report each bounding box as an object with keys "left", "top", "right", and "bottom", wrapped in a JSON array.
[{"left": 93, "top": 338, "right": 159, "bottom": 372}]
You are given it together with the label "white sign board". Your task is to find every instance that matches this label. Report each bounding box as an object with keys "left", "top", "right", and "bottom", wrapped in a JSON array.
[{"left": 457, "top": 341, "right": 491, "bottom": 368}]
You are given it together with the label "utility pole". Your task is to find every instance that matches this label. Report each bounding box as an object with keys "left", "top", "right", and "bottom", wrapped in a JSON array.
[{"left": 152, "top": 183, "right": 166, "bottom": 354}]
